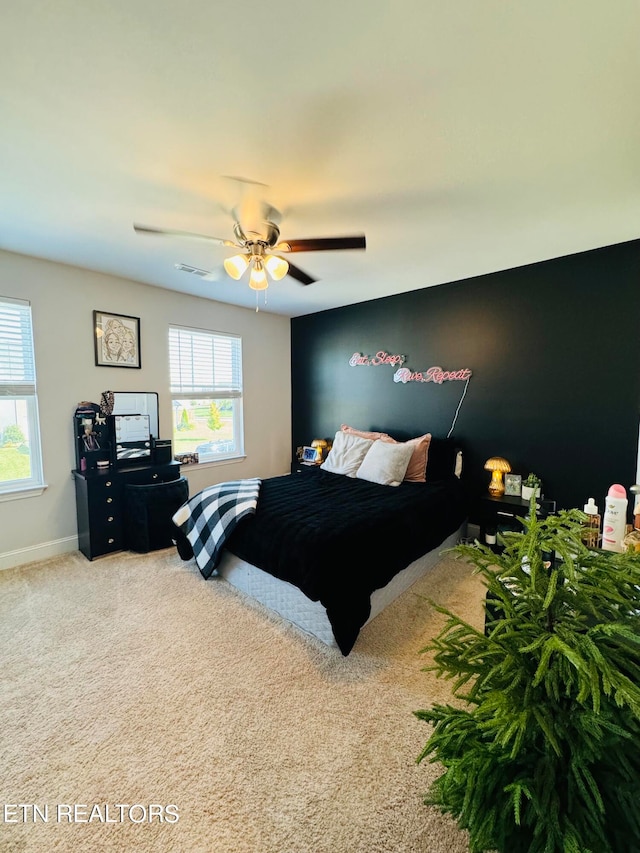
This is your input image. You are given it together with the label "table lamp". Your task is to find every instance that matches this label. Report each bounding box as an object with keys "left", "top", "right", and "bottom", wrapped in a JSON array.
[
  {"left": 484, "top": 456, "right": 511, "bottom": 497},
  {"left": 311, "top": 438, "right": 329, "bottom": 463}
]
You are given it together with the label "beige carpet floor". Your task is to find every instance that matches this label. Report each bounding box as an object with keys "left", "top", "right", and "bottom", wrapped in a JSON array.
[{"left": 0, "top": 546, "right": 485, "bottom": 853}]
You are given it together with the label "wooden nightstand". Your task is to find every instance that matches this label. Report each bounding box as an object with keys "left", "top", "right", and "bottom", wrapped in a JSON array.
[{"left": 291, "top": 461, "right": 322, "bottom": 475}]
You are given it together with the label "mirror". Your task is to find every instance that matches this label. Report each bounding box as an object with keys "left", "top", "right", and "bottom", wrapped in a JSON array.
[
  {"left": 110, "top": 392, "right": 159, "bottom": 438},
  {"left": 115, "top": 442, "right": 152, "bottom": 462}
]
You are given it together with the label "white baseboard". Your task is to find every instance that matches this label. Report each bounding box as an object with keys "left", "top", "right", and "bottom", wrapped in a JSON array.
[{"left": 0, "top": 536, "right": 78, "bottom": 572}]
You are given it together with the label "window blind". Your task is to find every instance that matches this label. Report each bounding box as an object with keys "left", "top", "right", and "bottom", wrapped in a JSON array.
[
  {"left": 169, "top": 326, "right": 242, "bottom": 397},
  {"left": 0, "top": 297, "right": 36, "bottom": 395}
]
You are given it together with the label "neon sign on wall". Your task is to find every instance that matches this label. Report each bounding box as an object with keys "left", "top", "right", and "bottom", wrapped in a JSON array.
[
  {"left": 393, "top": 366, "right": 472, "bottom": 384},
  {"left": 349, "top": 351, "right": 406, "bottom": 367},
  {"left": 349, "top": 350, "right": 472, "bottom": 384}
]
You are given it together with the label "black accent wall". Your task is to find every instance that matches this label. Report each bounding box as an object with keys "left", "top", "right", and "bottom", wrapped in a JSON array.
[{"left": 291, "top": 239, "right": 640, "bottom": 519}]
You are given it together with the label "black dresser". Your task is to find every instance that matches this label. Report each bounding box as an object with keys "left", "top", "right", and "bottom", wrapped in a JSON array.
[{"left": 73, "top": 461, "right": 181, "bottom": 560}]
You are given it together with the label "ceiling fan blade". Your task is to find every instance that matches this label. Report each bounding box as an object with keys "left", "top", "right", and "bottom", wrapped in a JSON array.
[
  {"left": 285, "top": 260, "right": 317, "bottom": 286},
  {"left": 134, "top": 223, "right": 237, "bottom": 247},
  {"left": 276, "top": 234, "right": 366, "bottom": 253}
]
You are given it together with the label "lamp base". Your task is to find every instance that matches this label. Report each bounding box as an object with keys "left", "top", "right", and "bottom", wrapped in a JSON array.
[{"left": 488, "top": 471, "right": 505, "bottom": 497}]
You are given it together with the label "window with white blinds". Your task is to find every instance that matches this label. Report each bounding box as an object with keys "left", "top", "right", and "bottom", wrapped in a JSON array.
[
  {"left": 169, "top": 326, "right": 242, "bottom": 397},
  {"left": 168, "top": 325, "right": 244, "bottom": 463},
  {"left": 0, "top": 297, "right": 44, "bottom": 494}
]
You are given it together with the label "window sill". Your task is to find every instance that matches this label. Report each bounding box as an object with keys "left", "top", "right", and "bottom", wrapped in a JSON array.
[
  {"left": 183, "top": 455, "right": 246, "bottom": 469},
  {"left": 0, "top": 483, "right": 48, "bottom": 503}
]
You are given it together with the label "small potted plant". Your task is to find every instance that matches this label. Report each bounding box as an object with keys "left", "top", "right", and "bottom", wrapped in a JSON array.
[{"left": 521, "top": 472, "right": 541, "bottom": 501}]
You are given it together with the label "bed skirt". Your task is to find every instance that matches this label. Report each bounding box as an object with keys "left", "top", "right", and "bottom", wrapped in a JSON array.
[{"left": 215, "top": 525, "right": 464, "bottom": 649}]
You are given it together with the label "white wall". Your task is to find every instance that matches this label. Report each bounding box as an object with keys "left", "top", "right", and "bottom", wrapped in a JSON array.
[{"left": 0, "top": 250, "right": 291, "bottom": 569}]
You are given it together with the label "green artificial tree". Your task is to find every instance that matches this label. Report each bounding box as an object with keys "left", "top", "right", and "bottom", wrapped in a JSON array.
[{"left": 415, "top": 506, "right": 640, "bottom": 853}]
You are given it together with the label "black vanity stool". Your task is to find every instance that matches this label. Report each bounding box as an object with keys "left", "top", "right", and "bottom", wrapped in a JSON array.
[{"left": 123, "top": 476, "right": 189, "bottom": 553}]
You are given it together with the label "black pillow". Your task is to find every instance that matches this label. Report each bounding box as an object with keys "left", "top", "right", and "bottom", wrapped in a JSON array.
[{"left": 425, "top": 437, "right": 460, "bottom": 482}]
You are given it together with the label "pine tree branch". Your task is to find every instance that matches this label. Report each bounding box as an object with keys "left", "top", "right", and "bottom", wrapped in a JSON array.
[{"left": 415, "top": 507, "right": 640, "bottom": 852}]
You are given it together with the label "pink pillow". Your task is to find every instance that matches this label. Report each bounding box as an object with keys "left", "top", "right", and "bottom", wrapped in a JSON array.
[
  {"left": 401, "top": 433, "right": 432, "bottom": 482},
  {"left": 341, "top": 425, "right": 431, "bottom": 482},
  {"left": 340, "top": 424, "right": 394, "bottom": 443}
]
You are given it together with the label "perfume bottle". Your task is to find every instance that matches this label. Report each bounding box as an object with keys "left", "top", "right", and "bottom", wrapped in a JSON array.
[
  {"left": 581, "top": 498, "right": 600, "bottom": 549},
  {"left": 631, "top": 485, "right": 640, "bottom": 530}
]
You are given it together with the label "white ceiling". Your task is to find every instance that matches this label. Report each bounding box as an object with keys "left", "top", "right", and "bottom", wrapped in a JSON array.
[{"left": 2, "top": 2, "right": 640, "bottom": 317}]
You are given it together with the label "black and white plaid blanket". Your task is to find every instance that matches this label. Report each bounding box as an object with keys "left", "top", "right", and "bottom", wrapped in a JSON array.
[{"left": 172, "top": 478, "right": 261, "bottom": 579}]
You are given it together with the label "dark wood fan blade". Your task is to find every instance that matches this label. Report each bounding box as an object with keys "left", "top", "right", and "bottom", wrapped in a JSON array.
[
  {"left": 133, "top": 224, "right": 236, "bottom": 247},
  {"left": 286, "top": 260, "right": 316, "bottom": 285},
  {"left": 277, "top": 234, "right": 366, "bottom": 253}
]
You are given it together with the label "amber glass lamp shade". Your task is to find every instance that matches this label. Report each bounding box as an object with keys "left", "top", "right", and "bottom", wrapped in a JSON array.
[
  {"left": 311, "top": 438, "right": 329, "bottom": 462},
  {"left": 484, "top": 456, "right": 512, "bottom": 497}
]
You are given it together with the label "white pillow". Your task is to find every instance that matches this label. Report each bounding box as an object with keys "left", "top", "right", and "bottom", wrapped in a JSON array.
[
  {"left": 356, "top": 439, "right": 415, "bottom": 487},
  {"left": 321, "top": 430, "right": 373, "bottom": 477},
  {"left": 454, "top": 450, "right": 463, "bottom": 478}
]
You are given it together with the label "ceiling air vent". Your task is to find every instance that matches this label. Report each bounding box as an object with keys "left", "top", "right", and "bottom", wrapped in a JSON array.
[{"left": 174, "top": 263, "right": 215, "bottom": 279}]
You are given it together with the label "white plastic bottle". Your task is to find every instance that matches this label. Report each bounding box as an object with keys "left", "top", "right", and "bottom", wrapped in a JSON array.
[{"left": 602, "top": 484, "right": 628, "bottom": 553}]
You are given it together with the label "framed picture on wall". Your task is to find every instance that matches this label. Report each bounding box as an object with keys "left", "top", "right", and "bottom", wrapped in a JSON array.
[
  {"left": 504, "top": 473, "right": 522, "bottom": 497},
  {"left": 94, "top": 311, "right": 141, "bottom": 368}
]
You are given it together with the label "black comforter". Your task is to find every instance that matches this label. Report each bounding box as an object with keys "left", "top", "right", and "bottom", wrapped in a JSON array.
[{"left": 224, "top": 469, "right": 468, "bottom": 655}]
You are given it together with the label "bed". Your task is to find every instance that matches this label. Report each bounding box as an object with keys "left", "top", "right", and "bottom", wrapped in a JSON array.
[{"left": 173, "top": 431, "right": 469, "bottom": 655}]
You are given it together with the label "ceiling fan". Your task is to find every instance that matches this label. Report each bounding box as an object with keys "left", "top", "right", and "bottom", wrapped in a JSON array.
[{"left": 133, "top": 200, "right": 366, "bottom": 292}]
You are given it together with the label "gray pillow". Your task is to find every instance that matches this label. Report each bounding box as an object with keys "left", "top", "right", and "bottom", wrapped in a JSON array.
[
  {"left": 321, "top": 430, "right": 374, "bottom": 477},
  {"left": 356, "top": 439, "right": 414, "bottom": 487}
]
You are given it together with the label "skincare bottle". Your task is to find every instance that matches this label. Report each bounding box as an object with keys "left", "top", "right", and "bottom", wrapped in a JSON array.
[
  {"left": 581, "top": 498, "right": 600, "bottom": 549},
  {"left": 602, "top": 484, "right": 628, "bottom": 553},
  {"left": 631, "top": 485, "right": 640, "bottom": 530}
]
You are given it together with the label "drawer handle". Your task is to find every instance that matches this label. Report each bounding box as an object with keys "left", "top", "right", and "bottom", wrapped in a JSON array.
[
  {"left": 106, "top": 497, "right": 113, "bottom": 503},
  {"left": 107, "top": 516, "right": 114, "bottom": 522},
  {"left": 152, "top": 473, "right": 158, "bottom": 479},
  {"left": 108, "top": 538, "right": 114, "bottom": 544},
  {"left": 105, "top": 481, "right": 112, "bottom": 487}
]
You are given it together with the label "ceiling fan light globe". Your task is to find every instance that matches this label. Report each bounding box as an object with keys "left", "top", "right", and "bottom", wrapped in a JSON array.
[
  {"left": 264, "top": 255, "right": 289, "bottom": 281},
  {"left": 249, "top": 261, "right": 268, "bottom": 291},
  {"left": 223, "top": 253, "right": 249, "bottom": 280}
]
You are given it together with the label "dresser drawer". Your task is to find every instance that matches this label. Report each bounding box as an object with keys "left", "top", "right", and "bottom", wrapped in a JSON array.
[
  {"left": 121, "top": 467, "right": 180, "bottom": 487},
  {"left": 126, "top": 469, "right": 164, "bottom": 486},
  {"left": 86, "top": 475, "right": 118, "bottom": 494},
  {"left": 86, "top": 479, "right": 121, "bottom": 510},
  {"left": 90, "top": 522, "right": 125, "bottom": 556}
]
